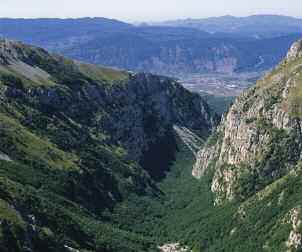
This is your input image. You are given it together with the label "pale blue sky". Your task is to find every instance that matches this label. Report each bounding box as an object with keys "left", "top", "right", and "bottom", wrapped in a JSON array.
[{"left": 1, "top": 0, "right": 302, "bottom": 21}]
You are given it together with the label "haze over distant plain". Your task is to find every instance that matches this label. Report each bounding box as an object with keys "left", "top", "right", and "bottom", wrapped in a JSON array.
[{"left": 1, "top": 0, "right": 302, "bottom": 22}]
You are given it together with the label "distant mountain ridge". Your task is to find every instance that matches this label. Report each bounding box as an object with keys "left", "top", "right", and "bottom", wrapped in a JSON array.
[
  {"left": 0, "top": 17, "right": 132, "bottom": 48},
  {"left": 154, "top": 14, "right": 302, "bottom": 39},
  {"left": 0, "top": 16, "right": 301, "bottom": 75}
]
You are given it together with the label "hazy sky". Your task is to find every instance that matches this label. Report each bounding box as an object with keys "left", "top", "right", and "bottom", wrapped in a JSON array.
[{"left": 1, "top": 0, "right": 302, "bottom": 21}]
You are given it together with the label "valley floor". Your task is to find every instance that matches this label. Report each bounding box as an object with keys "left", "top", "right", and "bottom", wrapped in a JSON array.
[
  {"left": 106, "top": 137, "right": 215, "bottom": 251},
  {"left": 180, "top": 72, "right": 262, "bottom": 96},
  {"left": 109, "top": 132, "right": 302, "bottom": 251}
]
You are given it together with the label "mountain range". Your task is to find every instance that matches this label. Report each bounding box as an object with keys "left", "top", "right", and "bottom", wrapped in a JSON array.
[{"left": 0, "top": 16, "right": 301, "bottom": 75}]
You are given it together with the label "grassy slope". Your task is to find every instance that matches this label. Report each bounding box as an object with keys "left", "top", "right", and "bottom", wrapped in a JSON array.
[
  {"left": 0, "top": 41, "right": 158, "bottom": 251},
  {"left": 0, "top": 40, "right": 218, "bottom": 252},
  {"left": 0, "top": 100, "right": 158, "bottom": 251}
]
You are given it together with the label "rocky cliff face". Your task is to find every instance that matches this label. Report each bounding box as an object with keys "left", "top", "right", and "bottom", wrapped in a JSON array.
[
  {"left": 193, "top": 39, "right": 302, "bottom": 204},
  {"left": 62, "top": 35, "right": 300, "bottom": 75},
  {"left": 86, "top": 44, "right": 239, "bottom": 75}
]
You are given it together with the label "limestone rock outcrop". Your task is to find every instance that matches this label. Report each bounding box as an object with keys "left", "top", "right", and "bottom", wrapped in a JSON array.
[{"left": 193, "top": 39, "right": 302, "bottom": 204}]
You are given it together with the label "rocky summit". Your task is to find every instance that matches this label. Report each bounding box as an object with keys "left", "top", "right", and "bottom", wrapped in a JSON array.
[{"left": 286, "top": 39, "right": 302, "bottom": 61}]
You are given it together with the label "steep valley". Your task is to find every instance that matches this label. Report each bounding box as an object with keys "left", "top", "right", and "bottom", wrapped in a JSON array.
[
  {"left": 1, "top": 34, "right": 302, "bottom": 252},
  {"left": 88, "top": 38, "right": 302, "bottom": 252}
]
